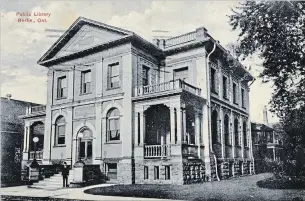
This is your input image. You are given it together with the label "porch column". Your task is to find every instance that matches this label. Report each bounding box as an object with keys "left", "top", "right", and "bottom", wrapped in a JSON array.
[
  {"left": 195, "top": 112, "right": 201, "bottom": 157},
  {"left": 176, "top": 107, "right": 182, "bottom": 143},
  {"left": 220, "top": 107, "right": 225, "bottom": 159},
  {"left": 240, "top": 115, "right": 245, "bottom": 159},
  {"left": 135, "top": 112, "right": 139, "bottom": 145},
  {"left": 23, "top": 124, "right": 30, "bottom": 153},
  {"left": 139, "top": 111, "right": 145, "bottom": 145},
  {"left": 231, "top": 111, "right": 235, "bottom": 158},
  {"left": 182, "top": 108, "right": 186, "bottom": 143},
  {"left": 170, "top": 107, "right": 176, "bottom": 144}
]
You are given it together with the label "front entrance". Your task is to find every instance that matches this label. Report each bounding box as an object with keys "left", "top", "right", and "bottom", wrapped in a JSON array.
[{"left": 77, "top": 127, "right": 93, "bottom": 164}]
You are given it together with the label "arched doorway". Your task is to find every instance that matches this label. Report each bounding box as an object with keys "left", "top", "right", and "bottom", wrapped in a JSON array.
[
  {"left": 77, "top": 127, "right": 93, "bottom": 164},
  {"left": 144, "top": 105, "right": 170, "bottom": 145}
]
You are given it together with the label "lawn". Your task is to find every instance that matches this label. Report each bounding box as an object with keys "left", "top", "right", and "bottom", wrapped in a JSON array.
[{"left": 84, "top": 173, "right": 305, "bottom": 201}]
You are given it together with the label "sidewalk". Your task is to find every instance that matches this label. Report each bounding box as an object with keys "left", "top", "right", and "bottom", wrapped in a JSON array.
[{"left": 1, "top": 184, "right": 181, "bottom": 201}]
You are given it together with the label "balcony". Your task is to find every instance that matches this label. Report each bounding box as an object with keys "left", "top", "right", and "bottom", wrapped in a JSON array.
[
  {"left": 134, "top": 79, "right": 201, "bottom": 98},
  {"left": 29, "top": 151, "right": 43, "bottom": 160},
  {"left": 144, "top": 144, "right": 171, "bottom": 158},
  {"left": 182, "top": 144, "right": 199, "bottom": 158}
]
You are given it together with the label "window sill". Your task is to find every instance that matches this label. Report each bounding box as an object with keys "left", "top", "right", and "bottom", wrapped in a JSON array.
[
  {"left": 107, "top": 86, "right": 120, "bottom": 91},
  {"left": 211, "top": 90, "right": 218, "bottom": 95},
  {"left": 105, "top": 140, "right": 122, "bottom": 144},
  {"left": 53, "top": 145, "right": 66, "bottom": 148},
  {"left": 56, "top": 97, "right": 67, "bottom": 100},
  {"left": 80, "top": 92, "right": 92, "bottom": 96}
]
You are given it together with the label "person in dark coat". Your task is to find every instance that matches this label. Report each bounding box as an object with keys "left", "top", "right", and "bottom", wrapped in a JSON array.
[{"left": 61, "top": 162, "right": 69, "bottom": 187}]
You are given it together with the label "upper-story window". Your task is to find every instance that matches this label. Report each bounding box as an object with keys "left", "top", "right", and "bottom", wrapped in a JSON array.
[
  {"left": 210, "top": 68, "right": 217, "bottom": 93},
  {"left": 106, "top": 108, "right": 120, "bottom": 141},
  {"left": 174, "top": 67, "right": 188, "bottom": 83},
  {"left": 81, "top": 70, "right": 91, "bottom": 94},
  {"left": 223, "top": 76, "right": 228, "bottom": 100},
  {"left": 142, "top": 66, "right": 150, "bottom": 86},
  {"left": 241, "top": 88, "right": 245, "bottom": 108},
  {"left": 233, "top": 83, "right": 237, "bottom": 104},
  {"left": 108, "top": 62, "right": 120, "bottom": 89},
  {"left": 57, "top": 76, "right": 67, "bottom": 99}
]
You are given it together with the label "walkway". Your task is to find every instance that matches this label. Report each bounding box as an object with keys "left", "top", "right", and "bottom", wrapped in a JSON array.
[{"left": 0, "top": 184, "right": 180, "bottom": 201}]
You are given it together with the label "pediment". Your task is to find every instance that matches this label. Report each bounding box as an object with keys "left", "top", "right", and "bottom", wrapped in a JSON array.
[{"left": 55, "top": 25, "right": 126, "bottom": 58}]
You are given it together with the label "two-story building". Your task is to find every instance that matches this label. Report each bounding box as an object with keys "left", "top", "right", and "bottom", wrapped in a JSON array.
[{"left": 21, "top": 17, "right": 255, "bottom": 185}]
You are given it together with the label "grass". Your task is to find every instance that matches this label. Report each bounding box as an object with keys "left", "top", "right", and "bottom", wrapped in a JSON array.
[
  {"left": 84, "top": 173, "right": 305, "bottom": 201},
  {"left": 257, "top": 177, "right": 305, "bottom": 189}
]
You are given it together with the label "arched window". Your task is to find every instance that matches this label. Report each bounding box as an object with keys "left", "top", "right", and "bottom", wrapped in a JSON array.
[
  {"left": 55, "top": 116, "right": 66, "bottom": 145},
  {"left": 234, "top": 118, "right": 239, "bottom": 146},
  {"left": 243, "top": 121, "right": 247, "bottom": 147},
  {"left": 224, "top": 115, "right": 230, "bottom": 145},
  {"left": 211, "top": 110, "right": 219, "bottom": 144},
  {"left": 107, "top": 108, "right": 120, "bottom": 141}
]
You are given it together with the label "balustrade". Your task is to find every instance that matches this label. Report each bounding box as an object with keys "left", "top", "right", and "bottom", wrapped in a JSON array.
[
  {"left": 144, "top": 144, "right": 170, "bottom": 158},
  {"left": 29, "top": 150, "right": 43, "bottom": 160},
  {"left": 135, "top": 79, "right": 201, "bottom": 97},
  {"left": 29, "top": 105, "right": 46, "bottom": 114},
  {"left": 182, "top": 144, "right": 199, "bottom": 158},
  {"left": 165, "top": 31, "right": 196, "bottom": 48}
]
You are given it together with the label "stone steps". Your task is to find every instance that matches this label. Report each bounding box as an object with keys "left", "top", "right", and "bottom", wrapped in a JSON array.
[{"left": 30, "top": 170, "right": 74, "bottom": 190}]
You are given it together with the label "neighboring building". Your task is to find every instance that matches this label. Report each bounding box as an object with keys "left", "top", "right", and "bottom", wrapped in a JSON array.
[
  {"left": 251, "top": 106, "right": 283, "bottom": 173},
  {"left": 0, "top": 95, "right": 41, "bottom": 186},
  {"left": 21, "top": 17, "right": 255, "bottom": 184}
]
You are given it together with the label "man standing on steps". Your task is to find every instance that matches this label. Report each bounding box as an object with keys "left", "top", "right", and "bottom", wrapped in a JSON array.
[{"left": 61, "top": 162, "right": 69, "bottom": 187}]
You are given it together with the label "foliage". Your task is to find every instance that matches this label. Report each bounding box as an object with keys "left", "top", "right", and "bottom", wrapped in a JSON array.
[{"left": 229, "top": 1, "right": 305, "bottom": 117}]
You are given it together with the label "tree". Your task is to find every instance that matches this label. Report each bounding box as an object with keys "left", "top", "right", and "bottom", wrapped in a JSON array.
[{"left": 229, "top": 1, "right": 305, "bottom": 118}]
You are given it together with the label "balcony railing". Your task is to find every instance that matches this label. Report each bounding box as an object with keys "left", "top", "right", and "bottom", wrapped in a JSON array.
[
  {"left": 134, "top": 79, "right": 201, "bottom": 97},
  {"left": 29, "top": 105, "right": 46, "bottom": 114},
  {"left": 144, "top": 144, "right": 170, "bottom": 158},
  {"left": 182, "top": 144, "right": 199, "bottom": 158},
  {"left": 29, "top": 151, "right": 43, "bottom": 160}
]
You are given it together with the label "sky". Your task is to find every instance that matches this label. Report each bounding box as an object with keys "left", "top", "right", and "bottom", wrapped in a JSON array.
[{"left": 0, "top": 0, "right": 278, "bottom": 123}]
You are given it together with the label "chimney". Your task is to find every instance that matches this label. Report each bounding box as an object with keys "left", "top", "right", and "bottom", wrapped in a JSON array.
[
  {"left": 6, "top": 94, "right": 12, "bottom": 100},
  {"left": 263, "top": 106, "right": 268, "bottom": 125}
]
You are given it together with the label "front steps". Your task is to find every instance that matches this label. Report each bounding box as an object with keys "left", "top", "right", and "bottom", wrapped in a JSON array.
[{"left": 29, "top": 170, "right": 74, "bottom": 190}]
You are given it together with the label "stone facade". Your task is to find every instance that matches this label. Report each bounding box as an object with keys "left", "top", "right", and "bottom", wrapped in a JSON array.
[{"left": 21, "top": 17, "right": 255, "bottom": 184}]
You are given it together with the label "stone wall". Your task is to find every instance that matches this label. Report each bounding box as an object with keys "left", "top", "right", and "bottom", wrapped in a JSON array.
[
  {"left": 183, "top": 160, "right": 206, "bottom": 184},
  {"left": 134, "top": 158, "right": 183, "bottom": 185}
]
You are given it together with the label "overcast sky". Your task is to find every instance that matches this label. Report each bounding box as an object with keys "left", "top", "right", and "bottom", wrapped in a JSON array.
[{"left": 0, "top": 0, "right": 277, "bottom": 123}]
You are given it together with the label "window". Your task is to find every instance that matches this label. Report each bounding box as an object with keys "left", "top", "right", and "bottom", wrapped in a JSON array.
[
  {"left": 233, "top": 83, "right": 237, "bottom": 104},
  {"left": 210, "top": 68, "right": 217, "bottom": 93},
  {"left": 55, "top": 116, "right": 66, "bottom": 145},
  {"left": 142, "top": 66, "right": 150, "bottom": 86},
  {"left": 223, "top": 76, "right": 228, "bottom": 99},
  {"left": 154, "top": 166, "right": 159, "bottom": 180},
  {"left": 174, "top": 67, "right": 188, "bottom": 82},
  {"left": 165, "top": 166, "right": 171, "bottom": 180},
  {"left": 144, "top": 166, "right": 149, "bottom": 180},
  {"left": 106, "top": 108, "right": 120, "bottom": 141},
  {"left": 108, "top": 62, "right": 120, "bottom": 88},
  {"left": 81, "top": 70, "right": 91, "bottom": 94},
  {"left": 241, "top": 88, "right": 245, "bottom": 108},
  {"left": 57, "top": 76, "right": 67, "bottom": 99},
  {"left": 106, "top": 163, "right": 117, "bottom": 180}
]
